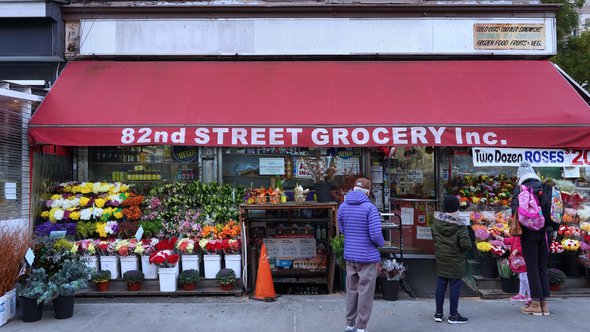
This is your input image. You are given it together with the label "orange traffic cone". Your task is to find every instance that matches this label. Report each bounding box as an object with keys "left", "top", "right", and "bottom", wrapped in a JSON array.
[{"left": 252, "top": 244, "right": 276, "bottom": 302}]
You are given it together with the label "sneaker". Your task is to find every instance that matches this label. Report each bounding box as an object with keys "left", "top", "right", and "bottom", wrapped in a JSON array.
[
  {"left": 448, "top": 314, "right": 469, "bottom": 324},
  {"left": 433, "top": 313, "right": 443, "bottom": 322},
  {"left": 345, "top": 326, "right": 356, "bottom": 332},
  {"left": 511, "top": 294, "right": 527, "bottom": 301}
]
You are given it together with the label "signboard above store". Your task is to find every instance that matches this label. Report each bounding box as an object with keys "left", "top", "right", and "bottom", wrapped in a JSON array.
[
  {"left": 473, "top": 24, "right": 545, "bottom": 50},
  {"left": 472, "top": 147, "right": 590, "bottom": 167}
]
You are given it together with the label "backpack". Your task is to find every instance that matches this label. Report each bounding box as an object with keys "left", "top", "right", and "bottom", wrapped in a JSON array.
[
  {"left": 517, "top": 184, "right": 545, "bottom": 231},
  {"left": 549, "top": 186, "right": 564, "bottom": 224}
]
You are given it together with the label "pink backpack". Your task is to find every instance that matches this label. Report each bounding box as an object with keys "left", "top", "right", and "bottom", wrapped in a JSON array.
[{"left": 517, "top": 185, "right": 545, "bottom": 231}]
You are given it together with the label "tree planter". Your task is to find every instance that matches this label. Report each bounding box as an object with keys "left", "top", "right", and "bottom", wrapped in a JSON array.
[
  {"left": 549, "top": 284, "right": 561, "bottom": 291},
  {"left": 380, "top": 278, "right": 400, "bottom": 301},
  {"left": 81, "top": 255, "right": 99, "bottom": 272},
  {"left": 182, "top": 282, "right": 197, "bottom": 291},
  {"left": 314, "top": 182, "right": 332, "bottom": 202},
  {"left": 18, "top": 297, "right": 43, "bottom": 323},
  {"left": 479, "top": 256, "right": 498, "bottom": 278},
  {"left": 100, "top": 255, "right": 120, "bottom": 279},
  {"left": 224, "top": 254, "right": 242, "bottom": 278},
  {"left": 119, "top": 256, "right": 139, "bottom": 276},
  {"left": 500, "top": 277, "right": 519, "bottom": 293},
  {"left": 181, "top": 254, "right": 200, "bottom": 272},
  {"left": 562, "top": 255, "right": 585, "bottom": 277},
  {"left": 204, "top": 254, "right": 222, "bottom": 279},
  {"left": 158, "top": 267, "right": 177, "bottom": 292},
  {"left": 53, "top": 295, "right": 75, "bottom": 319},
  {"left": 127, "top": 282, "right": 141, "bottom": 291},
  {"left": 141, "top": 256, "right": 158, "bottom": 279},
  {"left": 220, "top": 283, "right": 234, "bottom": 291},
  {"left": 95, "top": 282, "right": 110, "bottom": 292}
]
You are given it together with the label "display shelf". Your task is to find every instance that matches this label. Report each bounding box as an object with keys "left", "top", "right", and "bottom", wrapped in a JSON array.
[{"left": 240, "top": 202, "right": 337, "bottom": 294}]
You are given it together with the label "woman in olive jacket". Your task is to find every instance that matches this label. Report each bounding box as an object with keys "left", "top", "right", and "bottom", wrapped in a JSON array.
[{"left": 432, "top": 195, "right": 472, "bottom": 324}]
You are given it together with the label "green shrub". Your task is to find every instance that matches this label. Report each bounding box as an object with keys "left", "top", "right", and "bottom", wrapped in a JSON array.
[{"left": 178, "top": 269, "right": 200, "bottom": 284}]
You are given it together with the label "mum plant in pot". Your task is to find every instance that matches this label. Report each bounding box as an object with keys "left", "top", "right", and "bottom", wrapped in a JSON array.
[
  {"left": 16, "top": 268, "right": 50, "bottom": 323},
  {"left": 123, "top": 270, "right": 145, "bottom": 291},
  {"left": 91, "top": 270, "right": 111, "bottom": 292},
  {"left": 47, "top": 259, "right": 93, "bottom": 319},
  {"left": 178, "top": 269, "right": 200, "bottom": 291},
  {"left": 548, "top": 268, "right": 566, "bottom": 291},
  {"left": 216, "top": 268, "right": 236, "bottom": 291}
]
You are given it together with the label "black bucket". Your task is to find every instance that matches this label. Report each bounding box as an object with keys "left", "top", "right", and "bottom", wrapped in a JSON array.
[{"left": 381, "top": 278, "right": 400, "bottom": 301}]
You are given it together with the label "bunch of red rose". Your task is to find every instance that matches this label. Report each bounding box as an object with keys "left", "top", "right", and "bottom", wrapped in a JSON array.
[
  {"left": 149, "top": 249, "right": 180, "bottom": 268},
  {"left": 204, "top": 239, "right": 224, "bottom": 254}
]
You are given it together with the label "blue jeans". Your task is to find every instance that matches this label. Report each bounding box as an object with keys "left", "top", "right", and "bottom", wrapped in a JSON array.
[{"left": 435, "top": 276, "right": 462, "bottom": 316}]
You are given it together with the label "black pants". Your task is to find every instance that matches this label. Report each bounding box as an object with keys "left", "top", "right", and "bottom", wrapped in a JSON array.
[{"left": 521, "top": 230, "right": 550, "bottom": 300}]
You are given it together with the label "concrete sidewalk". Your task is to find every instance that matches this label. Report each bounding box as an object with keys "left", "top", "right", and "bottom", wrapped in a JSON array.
[{"left": 3, "top": 294, "right": 585, "bottom": 332}]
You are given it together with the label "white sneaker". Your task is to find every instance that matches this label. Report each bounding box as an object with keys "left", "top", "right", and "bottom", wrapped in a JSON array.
[{"left": 345, "top": 326, "right": 356, "bottom": 332}]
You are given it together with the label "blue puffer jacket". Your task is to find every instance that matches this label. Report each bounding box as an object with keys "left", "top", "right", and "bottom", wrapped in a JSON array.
[{"left": 337, "top": 191, "right": 384, "bottom": 263}]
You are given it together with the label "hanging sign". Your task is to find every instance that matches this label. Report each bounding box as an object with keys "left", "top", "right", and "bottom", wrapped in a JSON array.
[
  {"left": 470, "top": 147, "right": 590, "bottom": 167},
  {"left": 259, "top": 158, "right": 285, "bottom": 175}
]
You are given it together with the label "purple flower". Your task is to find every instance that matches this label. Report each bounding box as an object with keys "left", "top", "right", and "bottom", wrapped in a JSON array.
[
  {"left": 581, "top": 242, "right": 590, "bottom": 252},
  {"left": 474, "top": 228, "right": 490, "bottom": 241},
  {"left": 45, "top": 200, "right": 53, "bottom": 208},
  {"left": 35, "top": 221, "right": 54, "bottom": 237},
  {"left": 490, "top": 240, "right": 504, "bottom": 247}
]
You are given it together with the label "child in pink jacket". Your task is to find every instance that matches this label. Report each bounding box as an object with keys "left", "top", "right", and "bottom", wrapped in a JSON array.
[{"left": 504, "top": 236, "right": 530, "bottom": 303}]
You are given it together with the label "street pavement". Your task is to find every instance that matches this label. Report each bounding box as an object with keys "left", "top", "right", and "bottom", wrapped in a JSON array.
[{"left": 3, "top": 294, "right": 587, "bottom": 332}]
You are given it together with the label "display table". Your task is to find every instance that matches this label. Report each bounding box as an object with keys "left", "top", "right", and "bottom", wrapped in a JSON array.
[{"left": 239, "top": 202, "right": 338, "bottom": 294}]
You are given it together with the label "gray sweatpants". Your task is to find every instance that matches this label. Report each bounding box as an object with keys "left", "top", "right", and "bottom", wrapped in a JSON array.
[{"left": 345, "top": 261, "right": 378, "bottom": 330}]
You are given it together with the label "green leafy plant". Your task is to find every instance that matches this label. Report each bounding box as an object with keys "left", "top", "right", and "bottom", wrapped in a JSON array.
[
  {"left": 76, "top": 221, "right": 97, "bottom": 239},
  {"left": 122, "top": 270, "right": 144, "bottom": 283},
  {"left": 47, "top": 259, "right": 93, "bottom": 297},
  {"left": 548, "top": 268, "right": 567, "bottom": 286},
  {"left": 91, "top": 270, "right": 111, "bottom": 284},
  {"left": 497, "top": 258, "right": 516, "bottom": 279},
  {"left": 17, "top": 268, "right": 51, "bottom": 304},
  {"left": 216, "top": 268, "right": 236, "bottom": 285},
  {"left": 178, "top": 269, "right": 200, "bottom": 284},
  {"left": 330, "top": 234, "right": 345, "bottom": 266},
  {"left": 139, "top": 220, "right": 162, "bottom": 238}
]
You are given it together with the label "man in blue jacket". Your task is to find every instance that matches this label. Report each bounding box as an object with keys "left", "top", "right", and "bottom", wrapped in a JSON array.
[{"left": 338, "top": 178, "right": 385, "bottom": 332}]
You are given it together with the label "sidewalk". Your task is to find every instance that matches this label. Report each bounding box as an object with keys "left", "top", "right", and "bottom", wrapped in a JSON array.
[{"left": 4, "top": 294, "right": 585, "bottom": 332}]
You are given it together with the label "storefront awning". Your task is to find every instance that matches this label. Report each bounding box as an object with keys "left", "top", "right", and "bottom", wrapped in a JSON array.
[{"left": 29, "top": 60, "right": 590, "bottom": 148}]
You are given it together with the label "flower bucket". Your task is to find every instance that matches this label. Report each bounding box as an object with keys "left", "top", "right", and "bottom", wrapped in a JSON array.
[
  {"left": 141, "top": 256, "right": 158, "bottom": 279},
  {"left": 381, "top": 278, "right": 400, "bottom": 301},
  {"left": 224, "top": 254, "right": 242, "bottom": 278},
  {"left": 204, "top": 254, "right": 222, "bottom": 279},
  {"left": 6, "top": 288, "right": 16, "bottom": 321},
  {"left": 158, "top": 267, "right": 177, "bottom": 292},
  {"left": 119, "top": 256, "right": 139, "bottom": 276},
  {"left": 549, "top": 284, "right": 561, "bottom": 291},
  {"left": 18, "top": 297, "right": 43, "bottom": 323},
  {"left": 0, "top": 292, "right": 8, "bottom": 327},
  {"left": 479, "top": 256, "right": 498, "bottom": 278},
  {"left": 562, "top": 255, "right": 585, "bottom": 277},
  {"left": 81, "top": 255, "right": 99, "bottom": 271},
  {"left": 100, "top": 255, "right": 120, "bottom": 279},
  {"left": 181, "top": 254, "right": 200, "bottom": 272},
  {"left": 53, "top": 295, "right": 75, "bottom": 319},
  {"left": 500, "top": 277, "right": 519, "bottom": 293}
]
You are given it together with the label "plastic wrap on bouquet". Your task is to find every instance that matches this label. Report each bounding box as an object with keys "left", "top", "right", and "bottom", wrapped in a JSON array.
[
  {"left": 203, "top": 254, "right": 222, "bottom": 278},
  {"left": 141, "top": 256, "right": 158, "bottom": 279},
  {"left": 181, "top": 254, "right": 200, "bottom": 272},
  {"left": 224, "top": 254, "right": 242, "bottom": 278},
  {"left": 100, "top": 255, "right": 120, "bottom": 279},
  {"left": 119, "top": 256, "right": 139, "bottom": 276},
  {"left": 158, "top": 267, "right": 177, "bottom": 292},
  {"left": 80, "top": 255, "right": 99, "bottom": 272}
]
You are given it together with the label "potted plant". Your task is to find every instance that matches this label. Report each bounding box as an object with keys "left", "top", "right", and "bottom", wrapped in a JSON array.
[
  {"left": 548, "top": 268, "right": 566, "bottom": 291},
  {"left": 330, "top": 234, "right": 345, "bottom": 267},
  {"left": 91, "top": 270, "right": 111, "bottom": 292},
  {"left": 149, "top": 249, "right": 180, "bottom": 292},
  {"left": 178, "top": 269, "right": 200, "bottom": 291},
  {"left": 497, "top": 258, "right": 519, "bottom": 293},
  {"left": 123, "top": 270, "right": 144, "bottom": 291},
  {"left": 216, "top": 268, "right": 236, "bottom": 290},
  {"left": 47, "top": 259, "right": 93, "bottom": 319},
  {"left": 16, "top": 268, "right": 50, "bottom": 322}
]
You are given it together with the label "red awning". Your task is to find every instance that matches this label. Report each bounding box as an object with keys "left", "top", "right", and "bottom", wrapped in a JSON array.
[{"left": 29, "top": 60, "right": 590, "bottom": 148}]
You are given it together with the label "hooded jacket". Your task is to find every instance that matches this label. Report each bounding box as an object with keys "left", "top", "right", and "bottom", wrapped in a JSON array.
[
  {"left": 432, "top": 212, "right": 472, "bottom": 279},
  {"left": 337, "top": 190, "right": 384, "bottom": 263},
  {"left": 510, "top": 177, "right": 549, "bottom": 233}
]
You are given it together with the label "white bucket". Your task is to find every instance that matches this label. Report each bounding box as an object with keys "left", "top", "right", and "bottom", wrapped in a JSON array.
[
  {"left": 141, "top": 256, "right": 158, "bottom": 279},
  {"left": 158, "top": 267, "right": 177, "bottom": 292},
  {"left": 100, "top": 255, "right": 120, "bottom": 279},
  {"left": 81, "top": 255, "right": 99, "bottom": 271},
  {"left": 119, "top": 256, "right": 139, "bottom": 275},
  {"left": 6, "top": 289, "right": 16, "bottom": 321},
  {"left": 224, "top": 254, "right": 242, "bottom": 278},
  {"left": 181, "top": 254, "right": 200, "bottom": 272},
  {"left": 203, "top": 254, "right": 221, "bottom": 279}
]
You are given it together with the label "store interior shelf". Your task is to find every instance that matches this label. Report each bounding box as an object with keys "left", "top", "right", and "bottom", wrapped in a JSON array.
[{"left": 381, "top": 222, "right": 400, "bottom": 230}]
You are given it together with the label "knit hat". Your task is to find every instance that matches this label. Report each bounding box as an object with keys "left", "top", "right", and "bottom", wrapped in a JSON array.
[
  {"left": 354, "top": 178, "right": 372, "bottom": 190},
  {"left": 516, "top": 161, "right": 541, "bottom": 184},
  {"left": 443, "top": 195, "right": 460, "bottom": 213}
]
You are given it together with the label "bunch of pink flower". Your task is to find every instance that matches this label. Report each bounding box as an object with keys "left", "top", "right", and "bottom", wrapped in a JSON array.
[{"left": 549, "top": 241, "right": 564, "bottom": 254}]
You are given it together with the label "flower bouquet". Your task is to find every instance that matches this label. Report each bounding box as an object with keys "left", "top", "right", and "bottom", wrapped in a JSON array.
[
  {"left": 149, "top": 250, "right": 180, "bottom": 268},
  {"left": 378, "top": 259, "right": 407, "bottom": 281},
  {"left": 176, "top": 238, "right": 197, "bottom": 255},
  {"left": 269, "top": 187, "right": 283, "bottom": 205}
]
